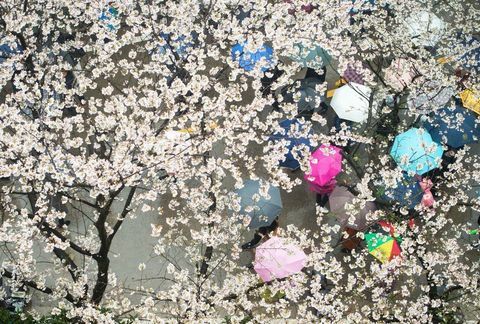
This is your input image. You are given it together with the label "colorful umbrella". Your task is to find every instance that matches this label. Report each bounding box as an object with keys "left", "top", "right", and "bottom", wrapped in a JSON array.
[
  {"left": 254, "top": 236, "right": 307, "bottom": 282},
  {"left": 289, "top": 43, "right": 331, "bottom": 69},
  {"left": 330, "top": 82, "right": 373, "bottom": 123},
  {"left": 380, "top": 174, "right": 423, "bottom": 210},
  {"left": 405, "top": 11, "right": 445, "bottom": 48},
  {"left": 365, "top": 221, "right": 401, "bottom": 264},
  {"left": 390, "top": 128, "right": 443, "bottom": 175},
  {"left": 329, "top": 186, "right": 375, "bottom": 230},
  {"left": 424, "top": 102, "right": 480, "bottom": 148},
  {"left": 231, "top": 42, "right": 274, "bottom": 72},
  {"left": 269, "top": 119, "right": 313, "bottom": 170},
  {"left": 236, "top": 180, "right": 282, "bottom": 229},
  {"left": 304, "top": 145, "right": 342, "bottom": 192},
  {"left": 460, "top": 89, "right": 480, "bottom": 115}
]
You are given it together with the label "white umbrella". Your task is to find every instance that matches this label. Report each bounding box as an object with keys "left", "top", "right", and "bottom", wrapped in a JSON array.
[
  {"left": 405, "top": 11, "right": 445, "bottom": 48},
  {"left": 330, "top": 82, "right": 373, "bottom": 123}
]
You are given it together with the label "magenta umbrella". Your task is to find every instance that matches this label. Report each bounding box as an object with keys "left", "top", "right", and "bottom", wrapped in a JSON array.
[
  {"left": 254, "top": 237, "right": 307, "bottom": 282},
  {"left": 304, "top": 144, "right": 342, "bottom": 192}
]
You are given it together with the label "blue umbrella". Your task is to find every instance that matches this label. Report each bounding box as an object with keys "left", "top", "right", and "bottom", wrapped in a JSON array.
[
  {"left": 390, "top": 128, "right": 444, "bottom": 175},
  {"left": 269, "top": 119, "right": 313, "bottom": 170},
  {"left": 236, "top": 180, "right": 282, "bottom": 229},
  {"left": 99, "top": 6, "right": 119, "bottom": 31},
  {"left": 381, "top": 174, "right": 423, "bottom": 210},
  {"left": 0, "top": 41, "right": 23, "bottom": 64},
  {"left": 231, "top": 42, "right": 274, "bottom": 72},
  {"left": 158, "top": 33, "right": 195, "bottom": 60},
  {"left": 424, "top": 102, "right": 480, "bottom": 148},
  {"left": 457, "top": 35, "right": 480, "bottom": 74}
]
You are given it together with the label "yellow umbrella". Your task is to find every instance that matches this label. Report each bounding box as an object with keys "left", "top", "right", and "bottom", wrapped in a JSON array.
[{"left": 460, "top": 89, "right": 480, "bottom": 114}]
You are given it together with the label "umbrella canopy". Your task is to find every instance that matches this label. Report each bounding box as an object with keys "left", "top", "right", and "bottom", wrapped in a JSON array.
[
  {"left": 236, "top": 180, "right": 282, "bottom": 229},
  {"left": 381, "top": 174, "right": 423, "bottom": 210},
  {"left": 390, "top": 128, "right": 443, "bottom": 175},
  {"left": 365, "top": 221, "right": 401, "bottom": 264},
  {"left": 284, "top": 77, "right": 325, "bottom": 117},
  {"left": 424, "top": 102, "right": 480, "bottom": 148},
  {"left": 405, "top": 11, "right": 445, "bottom": 48},
  {"left": 330, "top": 82, "right": 373, "bottom": 123},
  {"left": 457, "top": 35, "right": 480, "bottom": 74},
  {"left": 460, "top": 89, "right": 480, "bottom": 115},
  {"left": 0, "top": 40, "right": 23, "bottom": 64},
  {"left": 407, "top": 80, "right": 454, "bottom": 113},
  {"left": 289, "top": 43, "right": 331, "bottom": 69},
  {"left": 231, "top": 42, "right": 274, "bottom": 72},
  {"left": 342, "top": 65, "right": 365, "bottom": 85},
  {"left": 99, "top": 5, "right": 119, "bottom": 31},
  {"left": 304, "top": 145, "right": 342, "bottom": 190},
  {"left": 329, "top": 186, "right": 375, "bottom": 230},
  {"left": 254, "top": 236, "right": 307, "bottom": 282},
  {"left": 269, "top": 119, "right": 313, "bottom": 170},
  {"left": 384, "top": 58, "right": 418, "bottom": 91},
  {"left": 158, "top": 33, "right": 195, "bottom": 60}
]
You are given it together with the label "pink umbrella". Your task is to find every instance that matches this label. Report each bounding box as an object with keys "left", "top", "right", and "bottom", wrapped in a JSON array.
[
  {"left": 304, "top": 145, "right": 342, "bottom": 192},
  {"left": 384, "top": 58, "right": 419, "bottom": 91},
  {"left": 254, "top": 237, "right": 307, "bottom": 282}
]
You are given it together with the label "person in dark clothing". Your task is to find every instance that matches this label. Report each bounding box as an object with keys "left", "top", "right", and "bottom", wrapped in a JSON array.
[
  {"left": 316, "top": 193, "right": 329, "bottom": 207},
  {"left": 261, "top": 67, "right": 285, "bottom": 97},
  {"left": 241, "top": 217, "right": 279, "bottom": 250},
  {"left": 305, "top": 66, "right": 327, "bottom": 83}
]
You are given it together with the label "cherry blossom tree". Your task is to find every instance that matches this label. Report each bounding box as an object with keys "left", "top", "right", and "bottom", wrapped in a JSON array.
[{"left": 0, "top": 0, "right": 479, "bottom": 322}]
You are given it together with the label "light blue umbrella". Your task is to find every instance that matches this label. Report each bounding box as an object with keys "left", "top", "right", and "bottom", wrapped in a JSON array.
[
  {"left": 424, "top": 102, "right": 480, "bottom": 148},
  {"left": 236, "top": 180, "right": 282, "bottom": 229},
  {"left": 390, "top": 128, "right": 443, "bottom": 175},
  {"left": 290, "top": 43, "right": 331, "bottom": 69},
  {"left": 269, "top": 119, "right": 313, "bottom": 170},
  {"left": 99, "top": 6, "right": 119, "bottom": 31},
  {"left": 231, "top": 42, "right": 274, "bottom": 72}
]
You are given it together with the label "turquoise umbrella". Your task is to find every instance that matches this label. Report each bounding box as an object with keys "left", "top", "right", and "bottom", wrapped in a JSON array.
[
  {"left": 390, "top": 128, "right": 443, "bottom": 175},
  {"left": 290, "top": 43, "right": 331, "bottom": 69}
]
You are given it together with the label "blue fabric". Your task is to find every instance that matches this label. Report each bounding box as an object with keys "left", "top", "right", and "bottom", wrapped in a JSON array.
[
  {"left": 424, "top": 102, "right": 480, "bottom": 148},
  {"left": 99, "top": 6, "right": 119, "bottom": 31},
  {"left": 0, "top": 42, "right": 23, "bottom": 64},
  {"left": 381, "top": 174, "right": 423, "bottom": 210},
  {"left": 231, "top": 42, "right": 273, "bottom": 72},
  {"left": 458, "top": 35, "right": 480, "bottom": 73},
  {"left": 236, "top": 180, "right": 282, "bottom": 229},
  {"left": 390, "top": 128, "right": 443, "bottom": 175},
  {"left": 158, "top": 33, "right": 195, "bottom": 59},
  {"left": 269, "top": 119, "right": 313, "bottom": 170}
]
